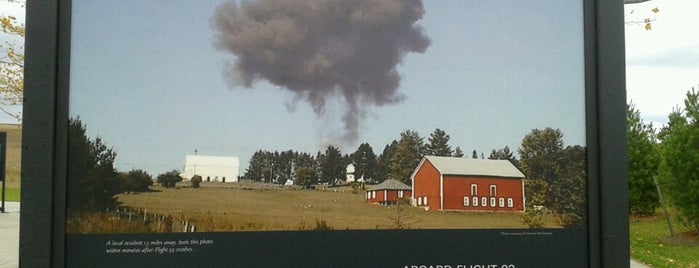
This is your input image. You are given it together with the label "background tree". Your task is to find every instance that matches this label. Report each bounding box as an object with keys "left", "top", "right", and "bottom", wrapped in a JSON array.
[
  {"left": 471, "top": 149, "right": 478, "bottom": 159},
  {"left": 389, "top": 130, "right": 424, "bottom": 185},
  {"left": 518, "top": 128, "right": 564, "bottom": 203},
  {"left": 553, "top": 145, "right": 587, "bottom": 227},
  {"left": 156, "top": 170, "right": 182, "bottom": 188},
  {"left": 627, "top": 103, "right": 660, "bottom": 216},
  {"left": 67, "top": 117, "right": 121, "bottom": 212},
  {"left": 350, "top": 143, "right": 376, "bottom": 182},
  {"left": 119, "top": 169, "right": 153, "bottom": 192},
  {"left": 518, "top": 128, "right": 586, "bottom": 227},
  {"left": 488, "top": 146, "right": 519, "bottom": 167},
  {"left": 658, "top": 89, "right": 699, "bottom": 233},
  {"left": 0, "top": 0, "right": 24, "bottom": 121},
  {"left": 425, "top": 128, "right": 453, "bottom": 156},
  {"left": 190, "top": 175, "right": 202, "bottom": 188},
  {"left": 452, "top": 146, "right": 464, "bottom": 158},
  {"left": 375, "top": 140, "right": 398, "bottom": 183},
  {"left": 295, "top": 166, "right": 317, "bottom": 189},
  {"left": 317, "top": 145, "right": 344, "bottom": 185}
]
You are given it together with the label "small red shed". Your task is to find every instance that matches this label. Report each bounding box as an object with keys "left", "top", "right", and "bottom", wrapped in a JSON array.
[
  {"left": 365, "top": 179, "right": 412, "bottom": 205},
  {"left": 411, "top": 156, "right": 525, "bottom": 212}
]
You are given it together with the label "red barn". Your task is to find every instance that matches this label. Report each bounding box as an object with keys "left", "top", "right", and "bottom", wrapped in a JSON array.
[
  {"left": 411, "top": 156, "right": 525, "bottom": 212},
  {"left": 365, "top": 179, "right": 412, "bottom": 205}
]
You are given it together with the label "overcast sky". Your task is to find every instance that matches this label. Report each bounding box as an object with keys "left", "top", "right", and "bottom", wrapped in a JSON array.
[
  {"left": 6, "top": 1, "right": 590, "bottom": 176},
  {"left": 625, "top": 0, "right": 699, "bottom": 126}
]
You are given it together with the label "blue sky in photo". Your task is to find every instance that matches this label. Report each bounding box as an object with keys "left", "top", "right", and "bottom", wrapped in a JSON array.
[{"left": 67, "top": 0, "right": 586, "bottom": 176}]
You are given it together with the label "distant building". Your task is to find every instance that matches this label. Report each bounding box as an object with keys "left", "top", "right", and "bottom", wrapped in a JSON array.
[
  {"left": 411, "top": 156, "right": 525, "bottom": 212},
  {"left": 346, "top": 163, "right": 356, "bottom": 183},
  {"left": 179, "top": 155, "right": 239, "bottom": 183},
  {"left": 365, "top": 179, "right": 412, "bottom": 205}
]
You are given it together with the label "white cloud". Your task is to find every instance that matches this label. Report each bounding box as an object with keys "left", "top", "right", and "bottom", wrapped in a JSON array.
[{"left": 625, "top": 0, "right": 699, "bottom": 125}]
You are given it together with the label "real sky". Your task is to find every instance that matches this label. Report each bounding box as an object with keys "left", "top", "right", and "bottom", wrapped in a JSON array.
[
  {"left": 3, "top": 0, "right": 590, "bottom": 176},
  {"left": 625, "top": 0, "right": 699, "bottom": 126}
]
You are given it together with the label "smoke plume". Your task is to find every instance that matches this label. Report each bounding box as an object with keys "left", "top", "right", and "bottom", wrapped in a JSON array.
[{"left": 212, "top": 0, "right": 430, "bottom": 143}]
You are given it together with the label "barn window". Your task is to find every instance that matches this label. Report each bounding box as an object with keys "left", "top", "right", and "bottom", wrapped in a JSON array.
[
  {"left": 507, "top": 198, "right": 514, "bottom": 208},
  {"left": 499, "top": 198, "right": 505, "bottom": 208},
  {"left": 470, "top": 184, "right": 478, "bottom": 196},
  {"left": 472, "top": 197, "right": 478, "bottom": 206},
  {"left": 423, "top": 197, "right": 428, "bottom": 206},
  {"left": 490, "top": 197, "right": 496, "bottom": 207},
  {"left": 372, "top": 191, "right": 376, "bottom": 199},
  {"left": 489, "top": 185, "right": 497, "bottom": 196},
  {"left": 398, "top": 191, "right": 404, "bottom": 198},
  {"left": 463, "top": 197, "right": 470, "bottom": 207},
  {"left": 481, "top": 197, "right": 487, "bottom": 207},
  {"left": 418, "top": 197, "right": 422, "bottom": 206}
]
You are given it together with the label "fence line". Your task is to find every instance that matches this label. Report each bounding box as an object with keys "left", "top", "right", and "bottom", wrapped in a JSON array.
[{"left": 110, "top": 207, "right": 196, "bottom": 233}]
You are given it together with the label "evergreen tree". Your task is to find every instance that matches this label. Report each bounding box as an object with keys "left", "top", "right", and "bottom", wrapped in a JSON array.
[
  {"left": 388, "top": 130, "right": 424, "bottom": 185},
  {"left": 318, "top": 145, "right": 344, "bottom": 185},
  {"left": 67, "top": 117, "right": 121, "bottom": 212},
  {"left": 452, "top": 146, "right": 464, "bottom": 158},
  {"left": 425, "top": 128, "right": 453, "bottom": 156},
  {"left": 658, "top": 89, "right": 699, "bottom": 232},
  {"left": 627, "top": 103, "right": 660, "bottom": 216},
  {"left": 375, "top": 140, "right": 398, "bottom": 183},
  {"left": 350, "top": 143, "right": 377, "bottom": 181},
  {"left": 472, "top": 150, "right": 478, "bottom": 159},
  {"left": 488, "top": 146, "right": 519, "bottom": 167}
]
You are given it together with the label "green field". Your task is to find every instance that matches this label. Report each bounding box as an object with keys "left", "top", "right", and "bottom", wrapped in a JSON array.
[
  {"left": 115, "top": 183, "right": 560, "bottom": 232},
  {"left": 630, "top": 211, "right": 699, "bottom": 268},
  {"left": 2, "top": 187, "right": 20, "bottom": 201}
]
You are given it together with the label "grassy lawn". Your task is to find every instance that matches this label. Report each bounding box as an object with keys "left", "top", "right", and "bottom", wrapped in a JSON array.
[
  {"left": 630, "top": 211, "right": 699, "bottom": 268},
  {"left": 2, "top": 187, "right": 20, "bottom": 202},
  {"left": 111, "top": 183, "right": 560, "bottom": 232}
]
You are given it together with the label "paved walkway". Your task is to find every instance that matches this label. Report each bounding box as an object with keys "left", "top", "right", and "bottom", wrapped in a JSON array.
[
  {"left": 0, "top": 202, "right": 19, "bottom": 268},
  {"left": 631, "top": 259, "right": 651, "bottom": 267},
  {"left": 0, "top": 202, "right": 652, "bottom": 268}
]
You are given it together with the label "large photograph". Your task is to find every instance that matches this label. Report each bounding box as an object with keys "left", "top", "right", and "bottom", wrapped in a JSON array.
[{"left": 67, "top": 0, "right": 586, "bottom": 234}]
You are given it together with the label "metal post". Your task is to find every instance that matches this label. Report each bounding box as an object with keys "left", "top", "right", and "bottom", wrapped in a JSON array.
[
  {"left": 0, "top": 133, "right": 7, "bottom": 213},
  {"left": 653, "top": 176, "right": 674, "bottom": 237}
]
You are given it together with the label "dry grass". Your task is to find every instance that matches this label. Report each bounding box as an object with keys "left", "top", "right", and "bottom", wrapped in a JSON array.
[
  {"left": 0, "top": 124, "right": 21, "bottom": 188},
  {"left": 116, "top": 183, "right": 560, "bottom": 232}
]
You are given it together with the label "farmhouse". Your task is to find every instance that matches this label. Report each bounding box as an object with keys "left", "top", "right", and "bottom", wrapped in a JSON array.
[
  {"left": 365, "top": 179, "right": 412, "bottom": 205},
  {"left": 179, "top": 155, "right": 240, "bottom": 183},
  {"left": 411, "top": 156, "right": 525, "bottom": 212}
]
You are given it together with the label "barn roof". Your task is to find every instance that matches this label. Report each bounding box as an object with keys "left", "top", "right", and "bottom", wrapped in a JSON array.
[
  {"left": 422, "top": 156, "right": 525, "bottom": 178},
  {"left": 366, "top": 179, "right": 412, "bottom": 191}
]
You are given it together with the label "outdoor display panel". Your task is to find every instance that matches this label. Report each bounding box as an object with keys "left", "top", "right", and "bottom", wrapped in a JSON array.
[{"left": 20, "top": 0, "right": 627, "bottom": 267}]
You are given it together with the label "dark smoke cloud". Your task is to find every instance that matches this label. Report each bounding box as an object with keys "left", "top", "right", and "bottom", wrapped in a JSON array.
[{"left": 212, "top": 0, "right": 430, "bottom": 143}]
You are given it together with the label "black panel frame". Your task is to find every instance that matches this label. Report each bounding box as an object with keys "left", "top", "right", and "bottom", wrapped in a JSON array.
[{"left": 20, "top": 0, "right": 627, "bottom": 267}]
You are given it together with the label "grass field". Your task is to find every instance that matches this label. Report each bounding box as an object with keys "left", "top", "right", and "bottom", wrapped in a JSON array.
[
  {"left": 630, "top": 211, "right": 699, "bottom": 268},
  {"left": 115, "top": 182, "right": 560, "bottom": 232},
  {"left": 2, "top": 187, "right": 20, "bottom": 201}
]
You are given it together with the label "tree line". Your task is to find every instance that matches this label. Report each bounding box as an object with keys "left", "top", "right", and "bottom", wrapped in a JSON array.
[
  {"left": 243, "top": 127, "right": 587, "bottom": 227},
  {"left": 628, "top": 88, "right": 699, "bottom": 233},
  {"left": 67, "top": 115, "right": 586, "bottom": 227}
]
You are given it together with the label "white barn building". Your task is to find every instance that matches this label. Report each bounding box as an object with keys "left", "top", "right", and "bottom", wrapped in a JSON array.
[{"left": 179, "top": 155, "right": 240, "bottom": 183}]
